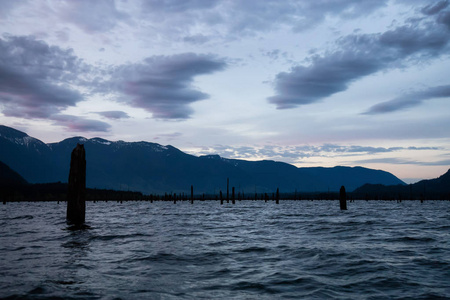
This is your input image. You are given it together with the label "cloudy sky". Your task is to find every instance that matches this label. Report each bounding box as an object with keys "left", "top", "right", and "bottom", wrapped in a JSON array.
[{"left": 1, "top": 0, "right": 450, "bottom": 182}]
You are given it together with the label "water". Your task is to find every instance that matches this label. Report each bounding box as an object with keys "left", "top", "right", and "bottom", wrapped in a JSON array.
[{"left": 1, "top": 200, "right": 449, "bottom": 299}]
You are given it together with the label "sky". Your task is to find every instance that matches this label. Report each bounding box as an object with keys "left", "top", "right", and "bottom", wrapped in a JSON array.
[{"left": 1, "top": 0, "right": 450, "bottom": 183}]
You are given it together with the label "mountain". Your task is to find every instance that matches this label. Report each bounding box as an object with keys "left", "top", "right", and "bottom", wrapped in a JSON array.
[
  {"left": 353, "top": 169, "right": 450, "bottom": 199},
  {"left": 0, "top": 160, "right": 28, "bottom": 187},
  {"left": 0, "top": 125, "right": 405, "bottom": 194}
]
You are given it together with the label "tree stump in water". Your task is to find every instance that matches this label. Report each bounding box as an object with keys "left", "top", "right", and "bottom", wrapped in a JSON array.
[
  {"left": 339, "top": 186, "right": 347, "bottom": 210},
  {"left": 227, "top": 178, "right": 229, "bottom": 203},
  {"left": 232, "top": 187, "right": 235, "bottom": 204},
  {"left": 67, "top": 144, "right": 86, "bottom": 224}
]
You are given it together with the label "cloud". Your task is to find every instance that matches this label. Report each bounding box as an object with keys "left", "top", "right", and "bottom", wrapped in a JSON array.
[
  {"left": 112, "top": 53, "right": 227, "bottom": 119},
  {"left": 0, "top": 0, "right": 26, "bottom": 17},
  {"left": 354, "top": 157, "right": 450, "bottom": 166},
  {"left": 421, "top": 0, "right": 449, "bottom": 15},
  {"left": 0, "top": 35, "right": 86, "bottom": 118},
  {"left": 193, "top": 143, "right": 440, "bottom": 163},
  {"left": 268, "top": 4, "right": 450, "bottom": 109},
  {"left": 0, "top": 35, "right": 112, "bottom": 132},
  {"left": 143, "top": 0, "right": 221, "bottom": 13},
  {"left": 57, "top": 0, "right": 129, "bottom": 33},
  {"left": 437, "top": 9, "right": 450, "bottom": 29},
  {"left": 95, "top": 110, "right": 130, "bottom": 120},
  {"left": 0, "top": 35, "right": 228, "bottom": 124},
  {"left": 364, "top": 85, "right": 450, "bottom": 114},
  {"left": 263, "top": 49, "right": 281, "bottom": 60},
  {"left": 52, "top": 115, "right": 111, "bottom": 132},
  {"left": 183, "top": 34, "right": 211, "bottom": 45},
  {"left": 138, "top": 0, "right": 388, "bottom": 41},
  {"left": 228, "top": 1, "right": 387, "bottom": 33},
  {"left": 153, "top": 132, "right": 183, "bottom": 141}
]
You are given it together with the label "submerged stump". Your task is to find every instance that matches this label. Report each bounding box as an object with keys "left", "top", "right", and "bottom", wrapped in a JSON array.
[
  {"left": 232, "top": 187, "right": 235, "bottom": 204},
  {"left": 227, "top": 178, "right": 230, "bottom": 203},
  {"left": 339, "top": 186, "right": 347, "bottom": 210},
  {"left": 67, "top": 143, "right": 86, "bottom": 224}
]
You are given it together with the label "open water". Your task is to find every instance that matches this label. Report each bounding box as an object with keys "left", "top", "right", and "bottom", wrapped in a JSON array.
[{"left": 0, "top": 200, "right": 449, "bottom": 299}]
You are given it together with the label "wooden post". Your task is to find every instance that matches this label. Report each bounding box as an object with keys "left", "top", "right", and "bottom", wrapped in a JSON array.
[
  {"left": 220, "top": 190, "right": 223, "bottom": 205},
  {"left": 232, "top": 187, "right": 235, "bottom": 204},
  {"left": 276, "top": 187, "right": 280, "bottom": 204},
  {"left": 67, "top": 143, "right": 86, "bottom": 224},
  {"left": 339, "top": 186, "right": 347, "bottom": 210},
  {"left": 191, "top": 185, "right": 194, "bottom": 204},
  {"left": 227, "top": 178, "right": 229, "bottom": 203}
]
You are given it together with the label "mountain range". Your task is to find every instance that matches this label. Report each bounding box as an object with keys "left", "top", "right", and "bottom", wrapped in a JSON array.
[
  {"left": 354, "top": 168, "right": 450, "bottom": 199},
  {"left": 0, "top": 125, "right": 405, "bottom": 194}
]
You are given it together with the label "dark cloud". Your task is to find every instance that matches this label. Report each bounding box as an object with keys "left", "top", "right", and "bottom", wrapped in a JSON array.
[
  {"left": 95, "top": 111, "right": 130, "bottom": 120},
  {"left": 112, "top": 53, "right": 227, "bottom": 119},
  {"left": 0, "top": 35, "right": 228, "bottom": 124},
  {"left": 0, "top": 35, "right": 112, "bottom": 132},
  {"left": 52, "top": 115, "right": 111, "bottom": 132},
  {"left": 59, "top": 0, "right": 129, "bottom": 33},
  {"left": 195, "top": 143, "right": 440, "bottom": 163},
  {"left": 264, "top": 49, "right": 281, "bottom": 60},
  {"left": 139, "top": 0, "right": 388, "bottom": 41},
  {"left": 143, "top": 0, "right": 221, "bottom": 13},
  {"left": 268, "top": 5, "right": 450, "bottom": 109},
  {"left": 0, "top": 35, "right": 85, "bottom": 118},
  {"left": 355, "top": 157, "right": 450, "bottom": 166},
  {"left": 421, "top": 0, "right": 449, "bottom": 15},
  {"left": 228, "top": 1, "right": 387, "bottom": 33},
  {"left": 364, "top": 85, "right": 450, "bottom": 114},
  {"left": 183, "top": 34, "right": 211, "bottom": 45},
  {"left": 305, "top": 144, "right": 438, "bottom": 155},
  {"left": 153, "top": 132, "right": 183, "bottom": 141},
  {"left": 55, "top": 30, "right": 70, "bottom": 43},
  {"left": 321, "top": 144, "right": 397, "bottom": 154},
  {"left": 437, "top": 9, "right": 450, "bottom": 28}
]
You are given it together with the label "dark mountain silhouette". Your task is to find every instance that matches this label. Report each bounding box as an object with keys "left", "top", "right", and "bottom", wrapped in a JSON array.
[
  {"left": 353, "top": 169, "right": 450, "bottom": 199},
  {"left": 0, "top": 125, "right": 405, "bottom": 194},
  {"left": 0, "top": 160, "right": 28, "bottom": 187}
]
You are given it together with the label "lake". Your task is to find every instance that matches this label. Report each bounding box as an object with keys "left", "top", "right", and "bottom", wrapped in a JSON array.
[{"left": 1, "top": 200, "right": 449, "bottom": 299}]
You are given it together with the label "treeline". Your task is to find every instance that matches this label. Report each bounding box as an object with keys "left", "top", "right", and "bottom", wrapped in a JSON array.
[
  {"left": 2, "top": 182, "right": 450, "bottom": 203},
  {"left": 352, "top": 184, "right": 450, "bottom": 201},
  {"left": 0, "top": 182, "right": 145, "bottom": 202}
]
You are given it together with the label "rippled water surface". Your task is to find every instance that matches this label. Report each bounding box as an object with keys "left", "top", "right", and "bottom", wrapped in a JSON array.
[{"left": 1, "top": 200, "right": 449, "bottom": 299}]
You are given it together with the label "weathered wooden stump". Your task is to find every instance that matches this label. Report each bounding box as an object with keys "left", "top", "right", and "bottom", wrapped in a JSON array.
[
  {"left": 67, "top": 143, "right": 86, "bottom": 224},
  {"left": 339, "top": 186, "right": 347, "bottom": 210},
  {"left": 232, "top": 187, "right": 235, "bottom": 204},
  {"left": 276, "top": 188, "right": 280, "bottom": 204},
  {"left": 227, "top": 178, "right": 230, "bottom": 203},
  {"left": 220, "top": 190, "right": 223, "bottom": 205},
  {"left": 191, "top": 185, "right": 194, "bottom": 204}
]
